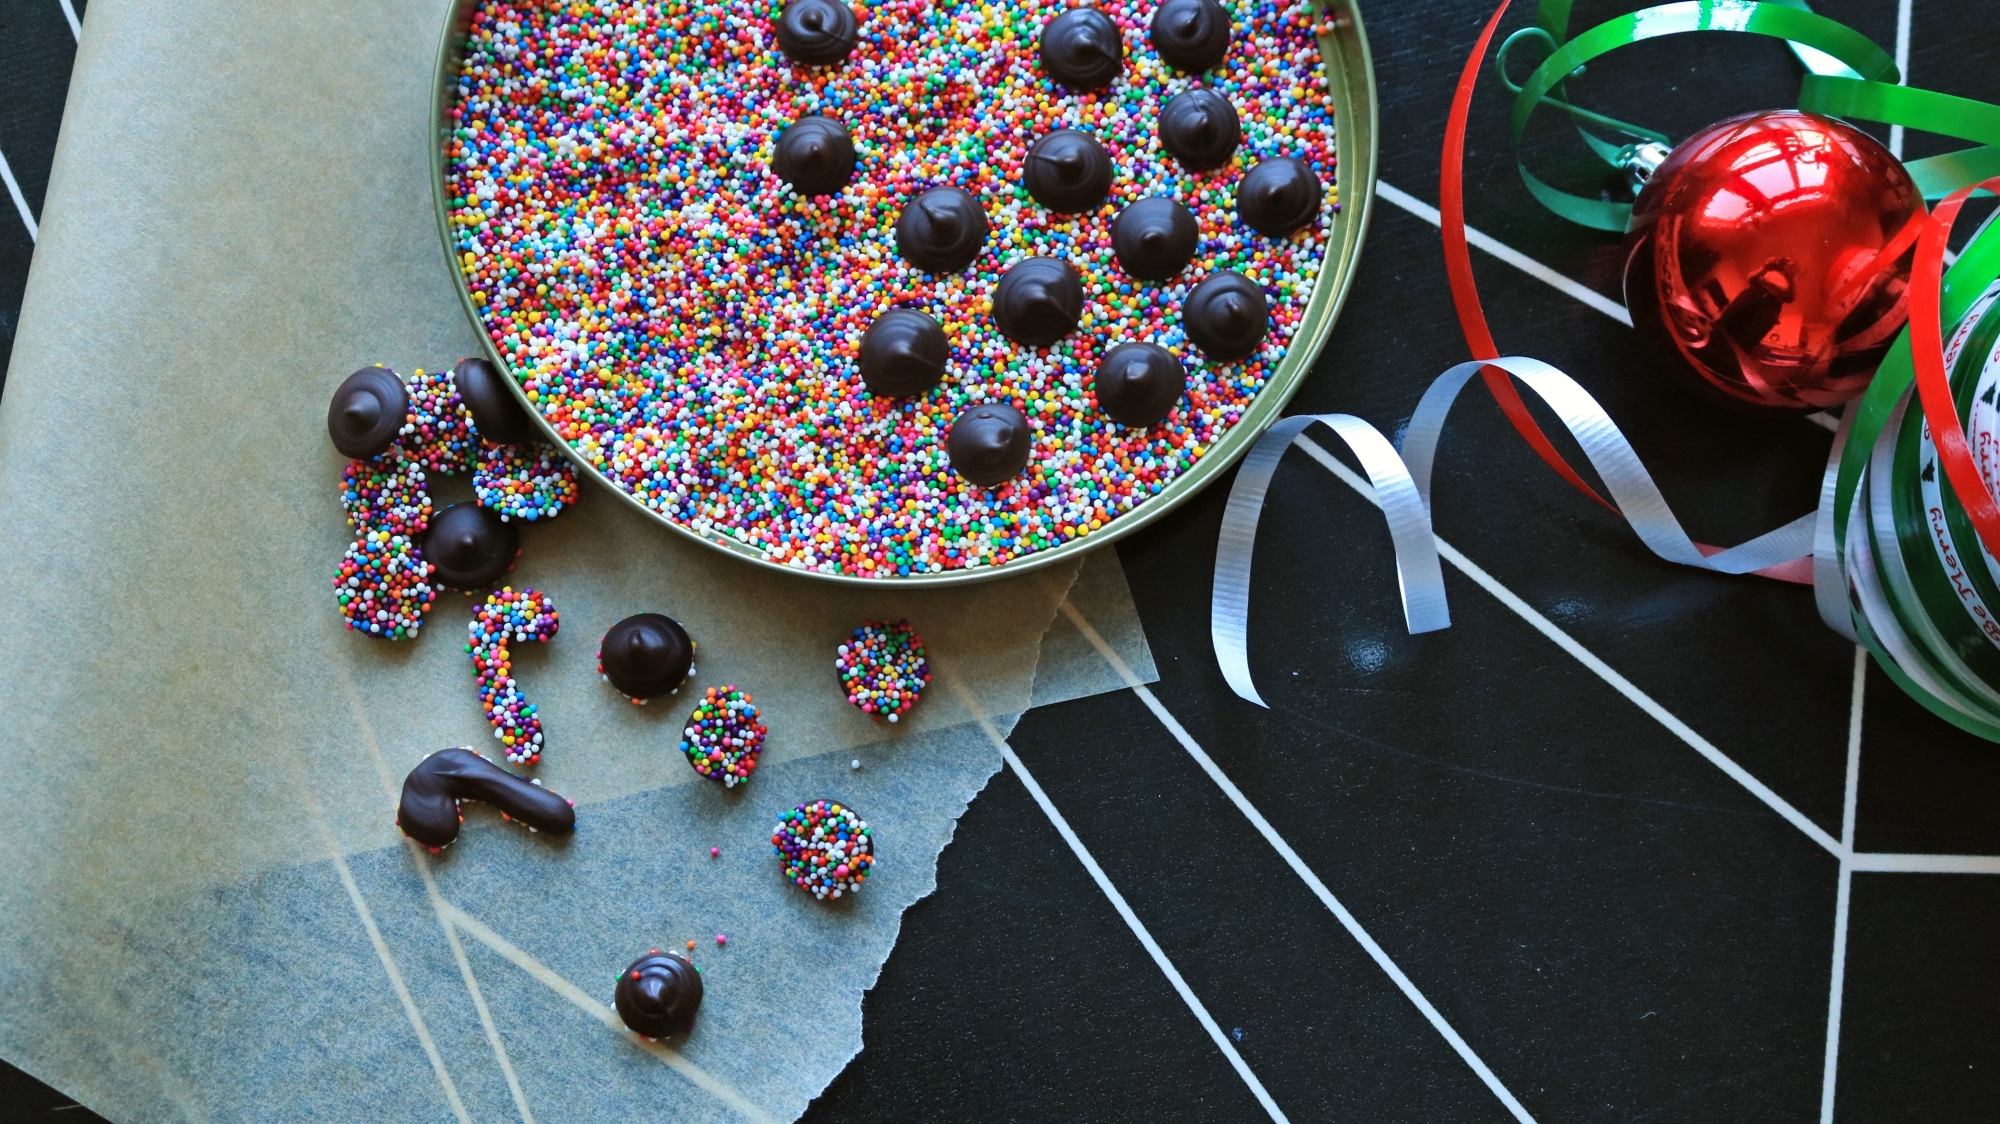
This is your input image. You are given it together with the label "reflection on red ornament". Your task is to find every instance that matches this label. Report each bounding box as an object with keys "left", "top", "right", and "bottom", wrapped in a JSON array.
[{"left": 1622, "top": 110, "right": 1923, "bottom": 413}]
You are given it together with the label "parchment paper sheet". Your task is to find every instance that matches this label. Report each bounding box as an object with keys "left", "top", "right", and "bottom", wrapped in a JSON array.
[{"left": 0, "top": 0, "right": 1158, "bottom": 1117}]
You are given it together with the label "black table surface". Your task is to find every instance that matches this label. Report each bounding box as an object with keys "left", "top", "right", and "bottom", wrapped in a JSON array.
[{"left": 4, "top": 1, "right": 1998, "bottom": 1121}]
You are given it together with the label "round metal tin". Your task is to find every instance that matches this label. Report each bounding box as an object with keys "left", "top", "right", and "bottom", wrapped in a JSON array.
[{"left": 429, "top": 0, "right": 1379, "bottom": 586}]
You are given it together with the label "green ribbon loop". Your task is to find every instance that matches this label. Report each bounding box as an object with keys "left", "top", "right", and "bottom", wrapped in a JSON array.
[
  {"left": 1508, "top": 1, "right": 1897, "bottom": 231},
  {"left": 1797, "top": 75, "right": 2000, "bottom": 198}
]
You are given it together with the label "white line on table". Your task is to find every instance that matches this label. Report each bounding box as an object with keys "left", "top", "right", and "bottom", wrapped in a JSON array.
[
  {"left": 440, "top": 903, "right": 780, "bottom": 1124},
  {"left": 1847, "top": 852, "right": 2000, "bottom": 873},
  {"left": 1293, "top": 436, "right": 1847, "bottom": 857},
  {"left": 1376, "top": 179, "right": 1633, "bottom": 327},
  {"left": 1820, "top": 646, "right": 1866, "bottom": 1124},
  {"left": 306, "top": 799, "right": 475, "bottom": 1124},
  {"left": 55, "top": 0, "right": 80, "bottom": 39},
  {"left": 0, "top": 146, "right": 38, "bottom": 243},
  {"left": 340, "top": 668, "right": 537, "bottom": 1123},
  {"left": 416, "top": 852, "right": 540, "bottom": 1124},
  {"left": 1890, "top": 0, "right": 1912, "bottom": 158},
  {"left": 1052, "top": 605, "right": 1540, "bottom": 1124},
  {"left": 942, "top": 668, "right": 1294, "bottom": 1124}
]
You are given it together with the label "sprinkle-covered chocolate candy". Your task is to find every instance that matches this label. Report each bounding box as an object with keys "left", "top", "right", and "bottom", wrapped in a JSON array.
[
  {"left": 1158, "top": 88, "right": 1241, "bottom": 172},
  {"left": 469, "top": 588, "right": 560, "bottom": 765},
  {"left": 837, "top": 620, "right": 929, "bottom": 722},
  {"left": 396, "top": 747, "right": 576, "bottom": 849},
  {"left": 473, "top": 441, "right": 579, "bottom": 522},
  {"left": 772, "top": 800, "right": 873, "bottom": 900},
  {"left": 1093, "top": 342, "right": 1187, "bottom": 427},
  {"left": 1111, "top": 197, "right": 1200, "bottom": 281},
  {"left": 1039, "top": 7, "right": 1123, "bottom": 91},
  {"left": 947, "top": 402, "right": 1032, "bottom": 487},
  {"left": 679, "top": 686, "right": 765, "bottom": 787},
  {"left": 774, "top": 0, "right": 858, "bottom": 66},
  {"left": 1183, "top": 271, "right": 1269, "bottom": 361},
  {"left": 894, "top": 187, "right": 988, "bottom": 274},
  {"left": 454, "top": 357, "right": 535, "bottom": 445},
  {"left": 328, "top": 365, "right": 409, "bottom": 459},
  {"left": 1150, "top": 0, "right": 1232, "bottom": 73},
  {"left": 858, "top": 309, "right": 948, "bottom": 398},
  {"left": 423, "top": 502, "right": 520, "bottom": 590},
  {"left": 1024, "top": 129, "right": 1113, "bottom": 214},
  {"left": 1238, "top": 156, "right": 1323, "bottom": 237},
  {"left": 403, "top": 367, "right": 477, "bottom": 474},
  {"left": 615, "top": 952, "right": 703, "bottom": 1039},
  {"left": 992, "top": 256, "right": 1083, "bottom": 346},
  {"left": 599, "top": 612, "right": 695, "bottom": 700},
  {"left": 772, "top": 116, "right": 856, "bottom": 197}
]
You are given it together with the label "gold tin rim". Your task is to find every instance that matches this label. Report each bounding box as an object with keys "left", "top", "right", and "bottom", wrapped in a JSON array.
[{"left": 428, "top": 0, "right": 1378, "bottom": 587}]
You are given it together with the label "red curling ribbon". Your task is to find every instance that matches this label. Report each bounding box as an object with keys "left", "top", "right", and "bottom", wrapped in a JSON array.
[
  {"left": 1442, "top": 0, "right": 1618, "bottom": 514},
  {"left": 1439, "top": 0, "right": 1813, "bottom": 583},
  {"left": 1910, "top": 177, "right": 2000, "bottom": 561}
]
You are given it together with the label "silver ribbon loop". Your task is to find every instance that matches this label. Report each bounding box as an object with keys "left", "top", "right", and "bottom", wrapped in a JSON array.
[
  {"left": 1401, "top": 357, "right": 1817, "bottom": 575},
  {"left": 1212, "top": 356, "right": 1828, "bottom": 708},
  {"left": 1814, "top": 403, "right": 1860, "bottom": 642},
  {"left": 1211, "top": 414, "right": 1450, "bottom": 708}
]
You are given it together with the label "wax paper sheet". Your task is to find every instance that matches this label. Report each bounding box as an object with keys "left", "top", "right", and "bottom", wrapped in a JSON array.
[{"left": 0, "top": 0, "right": 1157, "bottom": 1117}]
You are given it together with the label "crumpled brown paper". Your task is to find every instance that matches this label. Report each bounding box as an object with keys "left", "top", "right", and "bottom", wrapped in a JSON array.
[{"left": 0, "top": 0, "right": 1157, "bottom": 1118}]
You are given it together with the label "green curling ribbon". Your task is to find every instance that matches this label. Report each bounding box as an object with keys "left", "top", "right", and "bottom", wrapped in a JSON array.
[
  {"left": 1501, "top": 0, "right": 2000, "bottom": 229},
  {"left": 1504, "top": 1, "right": 1894, "bottom": 231},
  {"left": 1795, "top": 77, "right": 2000, "bottom": 197}
]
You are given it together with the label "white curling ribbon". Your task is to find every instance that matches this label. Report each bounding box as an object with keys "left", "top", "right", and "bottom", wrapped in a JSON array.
[
  {"left": 1213, "top": 356, "right": 1828, "bottom": 707},
  {"left": 1813, "top": 402, "right": 1859, "bottom": 642},
  {"left": 1402, "top": 357, "right": 1817, "bottom": 575},
  {"left": 1211, "top": 414, "right": 1450, "bottom": 708}
]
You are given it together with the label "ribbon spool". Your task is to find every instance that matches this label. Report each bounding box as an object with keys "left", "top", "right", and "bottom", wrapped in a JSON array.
[
  {"left": 1208, "top": 0, "right": 2000, "bottom": 742},
  {"left": 1832, "top": 186, "right": 2000, "bottom": 739}
]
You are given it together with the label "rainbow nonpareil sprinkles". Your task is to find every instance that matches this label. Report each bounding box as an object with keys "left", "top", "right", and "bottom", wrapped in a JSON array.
[
  {"left": 678, "top": 685, "right": 766, "bottom": 786},
  {"left": 403, "top": 367, "right": 479, "bottom": 476},
  {"left": 772, "top": 799, "right": 873, "bottom": 900},
  {"left": 467, "top": 587, "right": 561, "bottom": 764},
  {"left": 474, "top": 440, "right": 581, "bottom": 521},
  {"left": 443, "top": 0, "right": 1337, "bottom": 577},
  {"left": 836, "top": 619, "right": 929, "bottom": 721},
  {"left": 336, "top": 453, "right": 437, "bottom": 638}
]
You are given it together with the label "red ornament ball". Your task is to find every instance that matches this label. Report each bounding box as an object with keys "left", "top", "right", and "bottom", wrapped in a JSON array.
[{"left": 1623, "top": 110, "right": 1923, "bottom": 413}]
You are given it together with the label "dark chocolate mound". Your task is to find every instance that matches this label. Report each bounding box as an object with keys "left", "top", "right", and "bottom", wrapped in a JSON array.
[
  {"left": 1093, "top": 342, "right": 1187, "bottom": 426},
  {"left": 894, "top": 187, "right": 989, "bottom": 274},
  {"left": 992, "top": 257, "right": 1084, "bottom": 347},
  {"left": 1237, "top": 157, "right": 1323, "bottom": 237},
  {"left": 775, "top": 0, "right": 858, "bottom": 66},
  {"left": 1111, "top": 197, "right": 1200, "bottom": 281},
  {"left": 947, "top": 403, "right": 1033, "bottom": 487},
  {"left": 600, "top": 613, "right": 695, "bottom": 700},
  {"left": 858, "top": 309, "right": 949, "bottom": 398},
  {"left": 1149, "top": 0, "right": 1232, "bottom": 73},
  {"left": 397, "top": 748, "right": 575, "bottom": 848},
  {"left": 454, "top": 357, "right": 534, "bottom": 445},
  {"left": 1158, "top": 87, "right": 1241, "bottom": 172},
  {"left": 1039, "top": 7, "right": 1124, "bottom": 91},
  {"left": 772, "top": 116, "right": 856, "bottom": 197},
  {"left": 1182, "top": 271, "right": 1269, "bottom": 361},
  {"left": 422, "top": 502, "right": 520, "bottom": 590},
  {"left": 615, "top": 952, "right": 704, "bottom": 1039},
  {"left": 328, "top": 365, "right": 408, "bottom": 459},
  {"left": 1025, "top": 129, "right": 1114, "bottom": 215}
]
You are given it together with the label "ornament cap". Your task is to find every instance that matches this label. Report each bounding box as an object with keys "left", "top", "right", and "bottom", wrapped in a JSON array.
[{"left": 1619, "top": 141, "right": 1672, "bottom": 193}]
